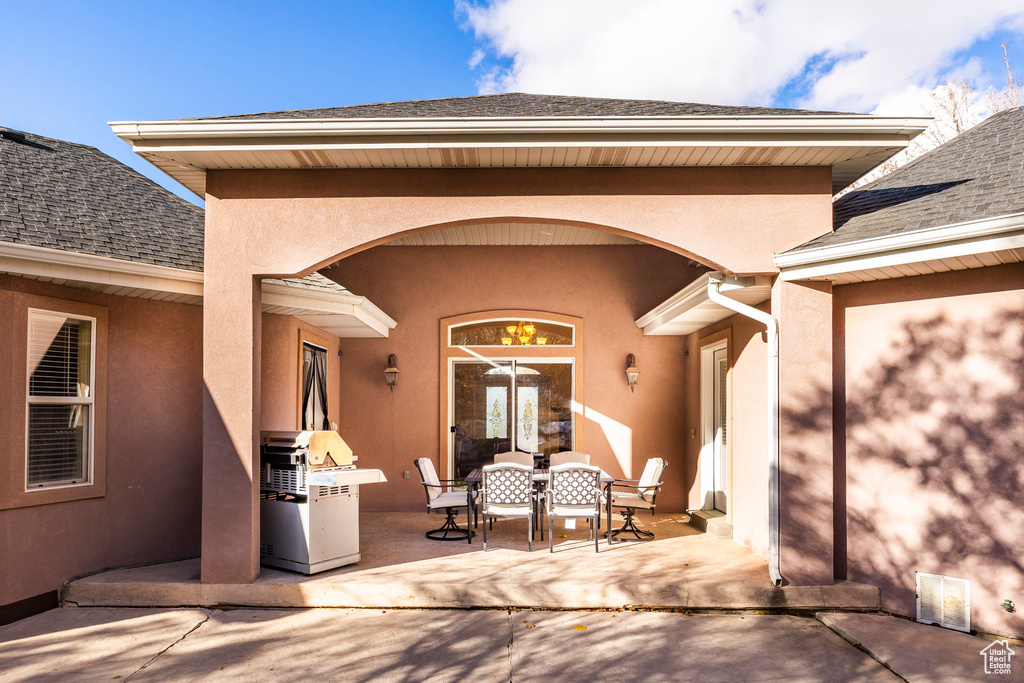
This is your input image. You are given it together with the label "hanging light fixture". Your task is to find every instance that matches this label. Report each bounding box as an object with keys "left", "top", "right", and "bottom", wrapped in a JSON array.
[
  {"left": 517, "top": 321, "right": 531, "bottom": 345},
  {"left": 384, "top": 354, "right": 399, "bottom": 391},
  {"left": 625, "top": 353, "right": 640, "bottom": 392},
  {"left": 499, "top": 320, "right": 545, "bottom": 345}
]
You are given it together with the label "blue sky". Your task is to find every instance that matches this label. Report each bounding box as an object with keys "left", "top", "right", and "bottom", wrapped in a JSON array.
[{"left": 3, "top": 1, "right": 1022, "bottom": 206}]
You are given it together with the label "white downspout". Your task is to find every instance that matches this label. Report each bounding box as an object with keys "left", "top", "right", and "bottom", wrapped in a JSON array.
[{"left": 706, "top": 272, "right": 782, "bottom": 587}]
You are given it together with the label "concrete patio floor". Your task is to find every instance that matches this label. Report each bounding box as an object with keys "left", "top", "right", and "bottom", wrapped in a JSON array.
[
  {"left": 65, "top": 512, "right": 877, "bottom": 611},
  {"left": 0, "top": 608, "right": 906, "bottom": 682}
]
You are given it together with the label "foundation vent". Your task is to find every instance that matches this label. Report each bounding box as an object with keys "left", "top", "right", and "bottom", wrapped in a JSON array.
[
  {"left": 916, "top": 572, "right": 971, "bottom": 632},
  {"left": 260, "top": 543, "right": 274, "bottom": 558}
]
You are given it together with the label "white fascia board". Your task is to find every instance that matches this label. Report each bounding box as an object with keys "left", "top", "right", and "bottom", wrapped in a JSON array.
[
  {"left": 0, "top": 241, "right": 204, "bottom": 296},
  {"left": 109, "top": 115, "right": 934, "bottom": 137},
  {"left": 636, "top": 274, "right": 713, "bottom": 332},
  {"left": 635, "top": 273, "right": 771, "bottom": 335},
  {"left": 776, "top": 211, "right": 1024, "bottom": 281},
  {"left": 110, "top": 115, "right": 931, "bottom": 150},
  {"left": 260, "top": 282, "right": 397, "bottom": 335}
]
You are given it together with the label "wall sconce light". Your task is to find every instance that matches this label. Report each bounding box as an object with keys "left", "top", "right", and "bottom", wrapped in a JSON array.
[
  {"left": 625, "top": 353, "right": 640, "bottom": 392},
  {"left": 384, "top": 354, "right": 399, "bottom": 392}
]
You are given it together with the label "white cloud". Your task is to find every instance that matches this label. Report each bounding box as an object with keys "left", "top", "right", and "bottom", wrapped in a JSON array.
[{"left": 457, "top": 0, "right": 1024, "bottom": 113}]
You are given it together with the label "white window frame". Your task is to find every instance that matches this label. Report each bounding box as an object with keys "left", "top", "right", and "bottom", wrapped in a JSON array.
[
  {"left": 25, "top": 308, "right": 97, "bottom": 491},
  {"left": 700, "top": 338, "right": 729, "bottom": 516}
]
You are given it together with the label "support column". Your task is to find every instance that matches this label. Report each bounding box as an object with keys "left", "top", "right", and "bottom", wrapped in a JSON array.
[
  {"left": 773, "top": 279, "right": 834, "bottom": 585},
  {"left": 201, "top": 256, "right": 262, "bottom": 583}
]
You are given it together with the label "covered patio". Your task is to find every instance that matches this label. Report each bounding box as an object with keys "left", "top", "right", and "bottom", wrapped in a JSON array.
[
  {"left": 108, "top": 94, "right": 928, "bottom": 595},
  {"left": 65, "top": 512, "right": 877, "bottom": 610}
]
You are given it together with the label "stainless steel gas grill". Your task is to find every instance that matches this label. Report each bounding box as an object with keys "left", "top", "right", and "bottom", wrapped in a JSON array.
[{"left": 259, "top": 430, "right": 386, "bottom": 574}]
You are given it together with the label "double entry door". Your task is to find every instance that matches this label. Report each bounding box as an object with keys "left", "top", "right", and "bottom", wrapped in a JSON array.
[{"left": 450, "top": 359, "right": 573, "bottom": 479}]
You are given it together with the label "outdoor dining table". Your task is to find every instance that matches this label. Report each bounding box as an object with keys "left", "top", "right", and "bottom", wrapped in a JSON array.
[{"left": 463, "top": 467, "right": 616, "bottom": 545}]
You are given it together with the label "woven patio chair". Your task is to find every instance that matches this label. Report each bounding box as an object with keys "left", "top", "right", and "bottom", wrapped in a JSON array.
[
  {"left": 545, "top": 463, "right": 603, "bottom": 553},
  {"left": 481, "top": 462, "right": 536, "bottom": 550}
]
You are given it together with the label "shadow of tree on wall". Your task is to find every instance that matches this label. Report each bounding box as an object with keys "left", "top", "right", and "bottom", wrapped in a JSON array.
[
  {"left": 841, "top": 309, "right": 1024, "bottom": 635},
  {"left": 758, "top": 304, "right": 1024, "bottom": 633}
]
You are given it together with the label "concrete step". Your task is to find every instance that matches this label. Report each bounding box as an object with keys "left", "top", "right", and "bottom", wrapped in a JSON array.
[
  {"left": 688, "top": 509, "right": 734, "bottom": 539},
  {"left": 65, "top": 559, "right": 880, "bottom": 611}
]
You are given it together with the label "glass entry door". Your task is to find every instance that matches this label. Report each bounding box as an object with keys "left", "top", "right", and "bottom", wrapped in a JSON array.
[{"left": 451, "top": 359, "right": 573, "bottom": 479}]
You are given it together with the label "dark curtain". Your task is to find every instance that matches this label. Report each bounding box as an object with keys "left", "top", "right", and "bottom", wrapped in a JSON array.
[
  {"left": 313, "top": 347, "right": 329, "bottom": 430},
  {"left": 301, "top": 346, "right": 315, "bottom": 429}
]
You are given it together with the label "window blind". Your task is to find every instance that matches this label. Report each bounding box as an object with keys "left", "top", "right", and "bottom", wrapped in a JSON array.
[{"left": 27, "top": 312, "right": 93, "bottom": 487}]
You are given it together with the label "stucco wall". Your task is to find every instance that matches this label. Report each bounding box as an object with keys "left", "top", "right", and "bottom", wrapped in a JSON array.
[
  {"left": 199, "top": 164, "right": 834, "bottom": 581},
  {"left": 837, "top": 262, "right": 1024, "bottom": 637},
  {"left": 0, "top": 276, "right": 341, "bottom": 608},
  {"left": 0, "top": 275, "right": 203, "bottom": 608},
  {"left": 327, "top": 244, "right": 701, "bottom": 512},
  {"left": 260, "top": 313, "right": 342, "bottom": 433}
]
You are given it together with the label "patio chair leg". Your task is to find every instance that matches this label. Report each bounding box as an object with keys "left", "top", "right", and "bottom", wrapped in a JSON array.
[
  {"left": 528, "top": 514, "right": 533, "bottom": 551},
  {"left": 425, "top": 507, "right": 474, "bottom": 541},
  {"left": 549, "top": 516, "right": 553, "bottom": 553},
  {"left": 482, "top": 513, "right": 488, "bottom": 550},
  {"left": 595, "top": 515, "right": 599, "bottom": 553},
  {"left": 610, "top": 507, "right": 655, "bottom": 541}
]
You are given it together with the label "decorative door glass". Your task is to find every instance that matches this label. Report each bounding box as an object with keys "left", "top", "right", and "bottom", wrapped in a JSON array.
[{"left": 451, "top": 359, "right": 573, "bottom": 478}]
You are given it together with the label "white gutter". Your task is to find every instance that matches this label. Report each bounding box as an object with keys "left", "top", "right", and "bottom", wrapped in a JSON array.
[
  {"left": 110, "top": 115, "right": 933, "bottom": 142},
  {"left": 775, "top": 211, "right": 1024, "bottom": 281},
  {"left": 0, "top": 241, "right": 204, "bottom": 296},
  {"left": 706, "top": 272, "right": 782, "bottom": 587}
]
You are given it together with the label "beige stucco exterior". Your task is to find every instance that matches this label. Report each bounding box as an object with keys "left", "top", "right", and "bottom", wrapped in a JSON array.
[
  {"left": 0, "top": 274, "right": 202, "bottom": 608},
  {"left": 0, "top": 272, "right": 343, "bottom": 609},
  {"left": 837, "top": 261, "right": 1024, "bottom": 637},
  {"left": 199, "top": 165, "right": 835, "bottom": 583},
  {"left": 10, "top": 129, "right": 1021, "bottom": 637}
]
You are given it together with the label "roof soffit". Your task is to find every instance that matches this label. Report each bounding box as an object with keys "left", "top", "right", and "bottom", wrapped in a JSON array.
[{"left": 111, "top": 115, "right": 931, "bottom": 197}]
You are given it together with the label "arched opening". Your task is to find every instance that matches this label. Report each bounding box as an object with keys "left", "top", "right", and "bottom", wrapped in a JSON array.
[
  {"left": 295, "top": 216, "right": 726, "bottom": 277},
  {"left": 300, "top": 219, "right": 708, "bottom": 514}
]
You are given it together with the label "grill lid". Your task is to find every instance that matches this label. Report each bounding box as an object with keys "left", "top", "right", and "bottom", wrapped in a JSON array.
[{"left": 261, "top": 430, "right": 354, "bottom": 468}]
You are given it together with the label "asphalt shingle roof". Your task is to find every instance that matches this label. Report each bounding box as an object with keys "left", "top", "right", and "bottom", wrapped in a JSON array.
[
  {"left": 791, "top": 106, "right": 1024, "bottom": 253},
  {"left": 190, "top": 92, "right": 849, "bottom": 120},
  {"left": 0, "top": 127, "right": 204, "bottom": 271},
  {"left": 263, "top": 272, "right": 351, "bottom": 294}
]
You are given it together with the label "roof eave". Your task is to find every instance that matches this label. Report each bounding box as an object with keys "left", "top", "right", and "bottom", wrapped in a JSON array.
[
  {"left": 0, "top": 241, "right": 397, "bottom": 337},
  {"left": 110, "top": 114, "right": 930, "bottom": 198},
  {"left": 110, "top": 114, "right": 932, "bottom": 140},
  {"left": 775, "top": 211, "right": 1024, "bottom": 282}
]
